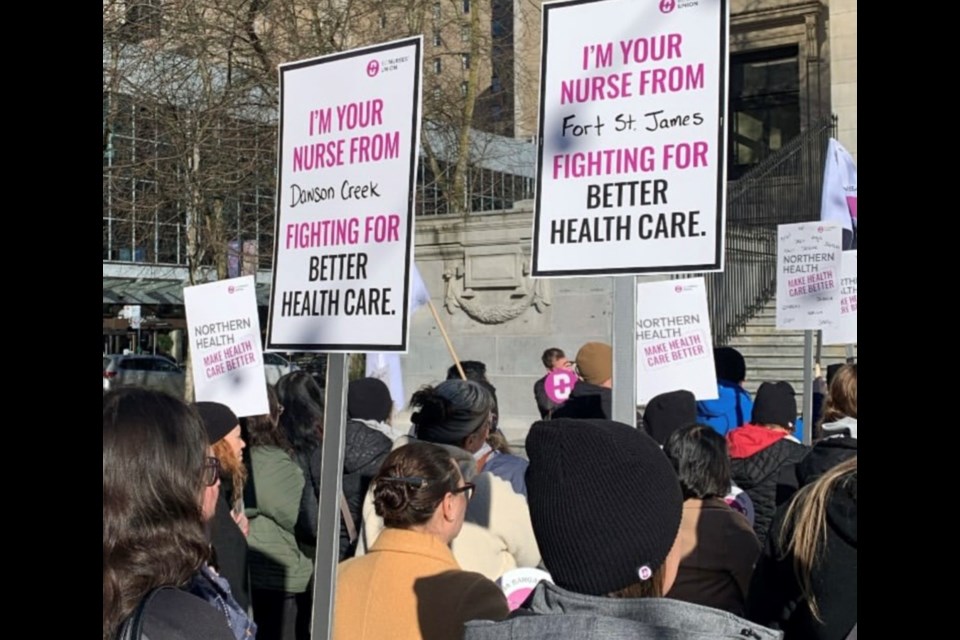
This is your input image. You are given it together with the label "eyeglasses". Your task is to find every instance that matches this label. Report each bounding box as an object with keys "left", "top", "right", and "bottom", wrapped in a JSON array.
[
  {"left": 202, "top": 456, "right": 220, "bottom": 487},
  {"left": 451, "top": 482, "right": 476, "bottom": 501}
]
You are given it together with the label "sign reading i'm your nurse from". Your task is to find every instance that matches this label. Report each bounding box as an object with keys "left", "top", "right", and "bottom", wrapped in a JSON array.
[
  {"left": 267, "top": 37, "right": 422, "bottom": 352},
  {"left": 532, "top": 0, "right": 729, "bottom": 277}
]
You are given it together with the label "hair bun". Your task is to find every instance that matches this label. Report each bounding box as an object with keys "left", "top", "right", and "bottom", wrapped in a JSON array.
[{"left": 373, "top": 475, "right": 413, "bottom": 517}]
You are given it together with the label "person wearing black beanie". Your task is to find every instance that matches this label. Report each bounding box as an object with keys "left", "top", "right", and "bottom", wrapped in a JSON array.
[
  {"left": 463, "top": 419, "right": 780, "bottom": 640},
  {"left": 726, "top": 382, "right": 809, "bottom": 545},
  {"left": 696, "top": 347, "right": 756, "bottom": 436},
  {"left": 341, "top": 378, "right": 395, "bottom": 560},
  {"left": 642, "top": 389, "right": 698, "bottom": 445}
]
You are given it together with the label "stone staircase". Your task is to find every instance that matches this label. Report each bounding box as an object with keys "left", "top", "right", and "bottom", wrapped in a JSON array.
[{"left": 725, "top": 301, "right": 856, "bottom": 408}]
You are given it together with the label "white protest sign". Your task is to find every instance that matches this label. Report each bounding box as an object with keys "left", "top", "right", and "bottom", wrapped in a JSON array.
[
  {"left": 532, "top": 0, "right": 729, "bottom": 277},
  {"left": 184, "top": 276, "right": 269, "bottom": 417},
  {"left": 268, "top": 37, "right": 423, "bottom": 352},
  {"left": 775, "top": 222, "right": 843, "bottom": 330},
  {"left": 822, "top": 250, "right": 857, "bottom": 345},
  {"left": 636, "top": 277, "right": 717, "bottom": 404}
]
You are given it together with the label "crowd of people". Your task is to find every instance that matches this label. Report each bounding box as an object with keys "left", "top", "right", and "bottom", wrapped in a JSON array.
[{"left": 103, "top": 346, "right": 857, "bottom": 640}]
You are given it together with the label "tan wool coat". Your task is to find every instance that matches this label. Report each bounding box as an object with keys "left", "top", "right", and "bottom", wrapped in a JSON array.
[{"left": 335, "top": 528, "right": 509, "bottom": 640}]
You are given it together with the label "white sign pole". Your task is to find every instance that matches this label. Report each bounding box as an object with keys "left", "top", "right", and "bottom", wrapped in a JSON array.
[
  {"left": 533, "top": 0, "right": 729, "bottom": 277},
  {"left": 312, "top": 354, "right": 348, "bottom": 640},
  {"left": 612, "top": 277, "right": 637, "bottom": 425}
]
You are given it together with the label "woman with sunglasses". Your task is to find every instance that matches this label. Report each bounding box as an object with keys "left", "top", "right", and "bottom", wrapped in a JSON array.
[
  {"left": 359, "top": 380, "right": 541, "bottom": 581},
  {"left": 103, "top": 388, "right": 233, "bottom": 640},
  {"left": 335, "top": 442, "right": 509, "bottom": 640}
]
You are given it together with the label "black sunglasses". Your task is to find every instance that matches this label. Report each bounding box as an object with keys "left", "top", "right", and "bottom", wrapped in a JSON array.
[
  {"left": 451, "top": 482, "right": 476, "bottom": 501},
  {"left": 202, "top": 456, "right": 220, "bottom": 487}
]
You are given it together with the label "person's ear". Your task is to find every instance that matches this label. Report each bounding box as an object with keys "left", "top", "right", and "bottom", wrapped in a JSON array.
[{"left": 441, "top": 492, "right": 457, "bottom": 522}]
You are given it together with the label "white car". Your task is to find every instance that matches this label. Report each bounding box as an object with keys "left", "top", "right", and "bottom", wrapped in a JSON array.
[{"left": 263, "top": 352, "right": 299, "bottom": 385}]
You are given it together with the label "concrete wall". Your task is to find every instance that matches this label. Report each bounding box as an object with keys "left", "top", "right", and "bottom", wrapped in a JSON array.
[
  {"left": 829, "top": 0, "right": 857, "bottom": 160},
  {"left": 400, "top": 208, "right": 614, "bottom": 443}
]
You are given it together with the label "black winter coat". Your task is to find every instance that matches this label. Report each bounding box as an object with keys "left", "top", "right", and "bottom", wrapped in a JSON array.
[
  {"left": 748, "top": 472, "right": 857, "bottom": 640},
  {"left": 730, "top": 438, "right": 808, "bottom": 545},
  {"left": 551, "top": 381, "right": 612, "bottom": 420},
  {"left": 797, "top": 437, "right": 857, "bottom": 487},
  {"left": 340, "top": 420, "right": 392, "bottom": 560},
  {"left": 209, "top": 475, "right": 250, "bottom": 610}
]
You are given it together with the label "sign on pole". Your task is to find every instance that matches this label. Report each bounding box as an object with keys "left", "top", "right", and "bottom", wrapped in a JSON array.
[
  {"left": 532, "top": 0, "right": 729, "bottom": 276},
  {"left": 636, "top": 277, "right": 717, "bottom": 404},
  {"left": 822, "top": 250, "right": 857, "bottom": 345},
  {"left": 775, "top": 222, "right": 843, "bottom": 330},
  {"left": 267, "top": 37, "right": 423, "bottom": 352},
  {"left": 184, "top": 276, "right": 269, "bottom": 417}
]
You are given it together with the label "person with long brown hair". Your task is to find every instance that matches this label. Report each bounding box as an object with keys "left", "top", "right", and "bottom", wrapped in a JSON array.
[
  {"left": 335, "top": 442, "right": 508, "bottom": 640},
  {"left": 748, "top": 457, "right": 857, "bottom": 639},
  {"left": 799, "top": 364, "right": 858, "bottom": 486},
  {"left": 194, "top": 402, "right": 252, "bottom": 611},
  {"left": 103, "top": 388, "right": 233, "bottom": 640}
]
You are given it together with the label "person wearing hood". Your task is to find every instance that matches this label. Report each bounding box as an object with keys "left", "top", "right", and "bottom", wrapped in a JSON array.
[
  {"left": 464, "top": 418, "right": 780, "bottom": 640},
  {"left": 799, "top": 364, "right": 857, "bottom": 486},
  {"left": 552, "top": 342, "right": 613, "bottom": 420},
  {"left": 748, "top": 457, "right": 857, "bottom": 639},
  {"left": 727, "top": 382, "right": 809, "bottom": 545},
  {"left": 340, "top": 378, "right": 395, "bottom": 560}
]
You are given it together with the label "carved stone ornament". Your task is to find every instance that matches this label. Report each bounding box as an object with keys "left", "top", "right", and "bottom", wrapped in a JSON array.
[{"left": 443, "top": 258, "right": 551, "bottom": 325}]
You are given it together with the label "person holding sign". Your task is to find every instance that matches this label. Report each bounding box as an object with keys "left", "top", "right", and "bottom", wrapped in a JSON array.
[{"left": 335, "top": 442, "right": 509, "bottom": 640}]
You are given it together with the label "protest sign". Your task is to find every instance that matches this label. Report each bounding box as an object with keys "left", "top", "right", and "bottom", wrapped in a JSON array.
[
  {"left": 775, "top": 222, "right": 843, "bottom": 330},
  {"left": 532, "top": 0, "right": 728, "bottom": 276},
  {"left": 822, "top": 250, "right": 857, "bottom": 345},
  {"left": 267, "top": 37, "right": 422, "bottom": 351},
  {"left": 636, "top": 277, "right": 717, "bottom": 404},
  {"left": 184, "top": 276, "right": 268, "bottom": 417}
]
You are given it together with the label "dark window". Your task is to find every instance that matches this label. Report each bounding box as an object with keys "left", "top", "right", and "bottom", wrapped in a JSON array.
[{"left": 728, "top": 46, "right": 801, "bottom": 179}]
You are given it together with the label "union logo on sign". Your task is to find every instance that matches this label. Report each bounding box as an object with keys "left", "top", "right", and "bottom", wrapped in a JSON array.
[
  {"left": 366, "top": 59, "right": 380, "bottom": 77},
  {"left": 228, "top": 285, "right": 235, "bottom": 294},
  {"left": 545, "top": 370, "right": 578, "bottom": 404},
  {"left": 659, "top": 0, "right": 676, "bottom": 13}
]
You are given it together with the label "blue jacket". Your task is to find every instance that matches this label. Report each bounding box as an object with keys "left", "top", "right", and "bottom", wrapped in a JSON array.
[{"left": 697, "top": 380, "right": 754, "bottom": 436}]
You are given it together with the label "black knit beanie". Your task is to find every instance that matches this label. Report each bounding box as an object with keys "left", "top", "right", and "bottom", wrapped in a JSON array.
[
  {"left": 643, "top": 390, "right": 697, "bottom": 445},
  {"left": 348, "top": 378, "right": 393, "bottom": 422},
  {"left": 525, "top": 419, "right": 683, "bottom": 596},
  {"left": 194, "top": 402, "right": 239, "bottom": 444},
  {"left": 752, "top": 381, "right": 797, "bottom": 428},
  {"left": 714, "top": 347, "right": 747, "bottom": 383}
]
